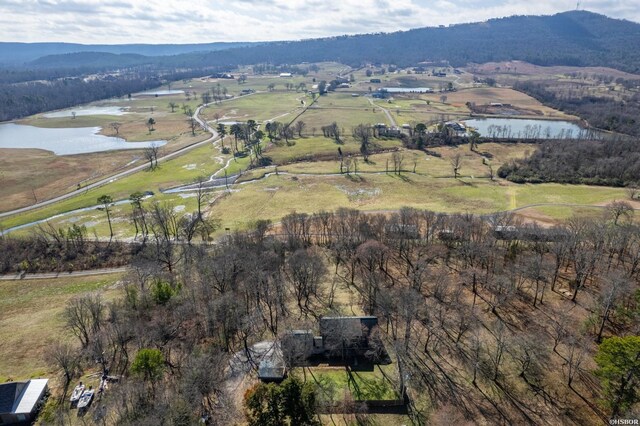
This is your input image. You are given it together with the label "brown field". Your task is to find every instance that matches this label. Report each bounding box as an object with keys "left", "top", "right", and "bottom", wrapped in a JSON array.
[
  {"left": 424, "top": 87, "right": 574, "bottom": 118},
  {"left": 469, "top": 60, "right": 640, "bottom": 80},
  {"left": 0, "top": 148, "right": 143, "bottom": 212},
  {"left": 0, "top": 273, "right": 122, "bottom": 382}
]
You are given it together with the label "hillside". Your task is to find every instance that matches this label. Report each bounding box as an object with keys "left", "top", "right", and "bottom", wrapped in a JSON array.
[{"left": 12, "top": 11, "right": 640, "bottom": 74}]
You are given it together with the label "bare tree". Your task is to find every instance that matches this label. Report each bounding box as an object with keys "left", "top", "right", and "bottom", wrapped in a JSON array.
[
  {"left": 109, "top": 122, "right": 122, "bottom": 135},
  {"left": 285, "top": 248, "right": 327, "bottom": 316},
  {"left": 593, "top": 272, "right": 631, "bottom": 342},
  {"left": 144, "top": 143, "right": 161, "bottom": 170},
  {"left": 450, "top": 154, "right": 462, "bottom": 179},
  {"left": 294, "top": 120, "right": 306, "bottom": 137},
  {"left": 63, "top": 294, "right": 104, "bottom": 348},
  {"left": 352, "top": 124, "right": 373, "bottom": 161},
  {"left": 97, "top": 194, "right": 115, "bottom": 243},
  {"left": 45, "top": 342, "right": 81, "bottom": 397},
  {"left": 606, "top": 201, "right": 634, "bottom": 225}
]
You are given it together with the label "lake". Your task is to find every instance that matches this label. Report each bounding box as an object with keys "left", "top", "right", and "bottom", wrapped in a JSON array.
[
  {"left": 0, "top": 123, "right": 166, "bottom": 155},
  {"left": 463, "top": 118, "right": 600, "bottom": 139},
  {"left": 43, "top": 106, "right": 129, "bottom": 118},
  {"left": 383, "top": 87, "right": 433, "bottom": 93},
  {"left": 138, "top": 90, "right": 185, "bottom": 96}
]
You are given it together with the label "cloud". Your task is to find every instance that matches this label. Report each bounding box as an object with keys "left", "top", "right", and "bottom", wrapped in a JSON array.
[{"left": 0, "top": 0, "right": 637, "bottom": 44}]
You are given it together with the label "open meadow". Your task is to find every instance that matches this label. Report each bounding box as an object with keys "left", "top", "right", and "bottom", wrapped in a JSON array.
[{"left": 0, "top": 273, "right": 123, "bottom": 382}]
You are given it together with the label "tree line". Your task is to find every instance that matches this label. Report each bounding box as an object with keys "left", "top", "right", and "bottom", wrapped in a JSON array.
[
  {"left": 498, "top": 138, "right": 640, "bottom": 187},
  {"left": 514, "top": 81, "right": 640, "bottom": 137}
]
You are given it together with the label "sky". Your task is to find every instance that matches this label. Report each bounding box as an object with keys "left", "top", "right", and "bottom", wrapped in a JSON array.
[{"left": 0, "top": 0, "right": 638, "bottom": 44}]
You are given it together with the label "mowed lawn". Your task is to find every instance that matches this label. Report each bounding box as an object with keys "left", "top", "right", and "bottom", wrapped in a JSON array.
[{"left": 0, "top": 273, "right": 123, "bottom": 381}]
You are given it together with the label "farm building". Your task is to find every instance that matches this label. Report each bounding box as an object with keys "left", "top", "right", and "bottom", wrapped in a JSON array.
[{"left": 0, "top": 379, "right": 48, "bottom": 425}]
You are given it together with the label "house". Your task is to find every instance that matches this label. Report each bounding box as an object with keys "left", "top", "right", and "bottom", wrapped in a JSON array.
[
  {"left": 0, "top": 379, "right": 48, "bottom": 425},
  {"left": 281, "top": 316, "right": 390, "bottom": 367},
  {"left": 445, "top": 121, "right": 467, "bottom": 135}
]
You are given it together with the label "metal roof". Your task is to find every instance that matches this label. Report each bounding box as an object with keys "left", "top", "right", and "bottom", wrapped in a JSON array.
[{"left": 14, "top": 379, "right": 48, "bottom": 414}]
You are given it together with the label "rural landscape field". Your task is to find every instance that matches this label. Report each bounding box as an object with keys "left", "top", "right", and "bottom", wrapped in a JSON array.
[{"left": 0, "top": 3, "right": 639, "bottom": 426}]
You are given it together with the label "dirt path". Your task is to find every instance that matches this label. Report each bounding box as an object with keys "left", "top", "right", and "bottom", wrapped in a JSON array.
[
  {"left": 0, "top": 267, "right": 127, "bottom": 281},
  {"left": 368, "top": 97, "right": 396, "bottom": 127}
]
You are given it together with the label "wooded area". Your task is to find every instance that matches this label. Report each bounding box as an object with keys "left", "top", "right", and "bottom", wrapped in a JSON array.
[{"left": 40, "top": 207, "right": 640, "bottom": 424}]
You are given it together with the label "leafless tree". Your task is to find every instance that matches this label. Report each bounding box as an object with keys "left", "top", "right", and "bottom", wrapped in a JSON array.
[
  {"left": 450, "top": 154, "right": 462, "bottom": 179},
  {"left": 593, "top": 272, "right": 631, "bottom": 342},
  {"left": 109, "top": 122, "right": 122, "bottom": 135},
  {"left": 294, "top": 120, "right": 306, "bottom": 137},
  {"left": 63, "top": 294, "right": 104, "bottom": 348},
  {"left": 45, "top": 342, "right": 81, "bottom": 397},
  {"left": 353, "top": 124, "right": 373, "bottom": 161},
  {"left": 144, "top": 142, "right": 161, "bottom": 170},
  {"left": 285, "top": 248, "right": 327, "bottom": 316},
  {"left": 606, "top": 200, "right": 634, "bottom": 225}
]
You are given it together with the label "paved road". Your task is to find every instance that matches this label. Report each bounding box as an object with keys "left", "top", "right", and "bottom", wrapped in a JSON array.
[
  {"left": 0, "top": 267, "right": 128, "bottom": 281},
  {"left": 0, "top": 93, "right": 261, "bottom": 219}
]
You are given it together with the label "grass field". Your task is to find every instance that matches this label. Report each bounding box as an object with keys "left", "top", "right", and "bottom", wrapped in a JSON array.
[
  {"left": 200, "top": 92, "right": 306, "bottom": 123},
  {"left": 307, "top": 366, "right": 399, "bottom": 402},
  {"left": 0, "top": 141, "right": 228, "bottom": 230},
  {"left": 3, "top": 138, "right": 627, "bottom": 238},
  {"left": 0, "top": 273, "right": 123, "bottom": 381}
]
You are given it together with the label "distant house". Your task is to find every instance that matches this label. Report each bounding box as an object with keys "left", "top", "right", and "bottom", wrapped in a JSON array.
[
  {"left": 279, "top": 73, "right": 293, "bottom": 78},
  {"left": 211, "top": 72, "right": 234, "bottom": 79},
  {"left": 445, "top": 121, "right": 467, "bottom": 135},
  {"left": 0, "top": 379, "right": 49, "bottom": 425}
]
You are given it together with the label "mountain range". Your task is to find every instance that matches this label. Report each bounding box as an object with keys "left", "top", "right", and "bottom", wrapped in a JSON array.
[{"left": 2, "top": 11, "right": 640, "bottom": 73}]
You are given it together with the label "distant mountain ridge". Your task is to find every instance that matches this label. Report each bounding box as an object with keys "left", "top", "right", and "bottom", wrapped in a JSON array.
[
  {"left": 0, "top": 41, "right": 260, "bottom": 65},
  {"left": 4, "top": 11, "right": 640, "bottom": 73}
]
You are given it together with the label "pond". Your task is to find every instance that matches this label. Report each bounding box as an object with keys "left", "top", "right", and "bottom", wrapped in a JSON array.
[
  {"left": 43, "top": 106, "right": 129, "bottom": 118},
  {"left": 0, "top": 123, "right": 166, "bottom": 155},
  {"left": 463, "top": 118, "right": 601, "bottom": 139},
  {"left": 383, "top": 87, "right": 433, "bottom": 93},
  {"left": 138, "top": 89, "right": 185, "bottom": 96}
]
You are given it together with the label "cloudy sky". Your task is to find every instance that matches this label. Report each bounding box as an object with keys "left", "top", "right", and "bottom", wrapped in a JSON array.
[{"left": 0, "top": 0, "right": 638, "bottom": 44}]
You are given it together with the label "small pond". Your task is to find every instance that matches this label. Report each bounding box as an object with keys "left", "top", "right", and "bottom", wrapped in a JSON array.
[
  {"left": 383, "top": 87, "right": 433, "bottom": 93},
  {"left": 43, "top": 106, "right": 129, "bottom": 118},
  {"left": 463, "top": 118, "right": 600, "bottom": 139},
  {"left": 138, "top": 89, "right": 185, "bottom": 96},
  {"left": 0, "top": 123, "right": 166, "bottom": 155}
]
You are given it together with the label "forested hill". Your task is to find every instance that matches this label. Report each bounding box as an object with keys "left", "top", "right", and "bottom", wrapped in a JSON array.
[
  {"left": 19, "top": 11, "right": 640, "bottom": 74},
  {"left": 176, "top": 11, "right": 640, "bottom": 72}
]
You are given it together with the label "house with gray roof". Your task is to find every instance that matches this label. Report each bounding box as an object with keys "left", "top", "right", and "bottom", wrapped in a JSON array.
[{"left": 0, "top": 379, "right": 48, "bottom": 425}]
